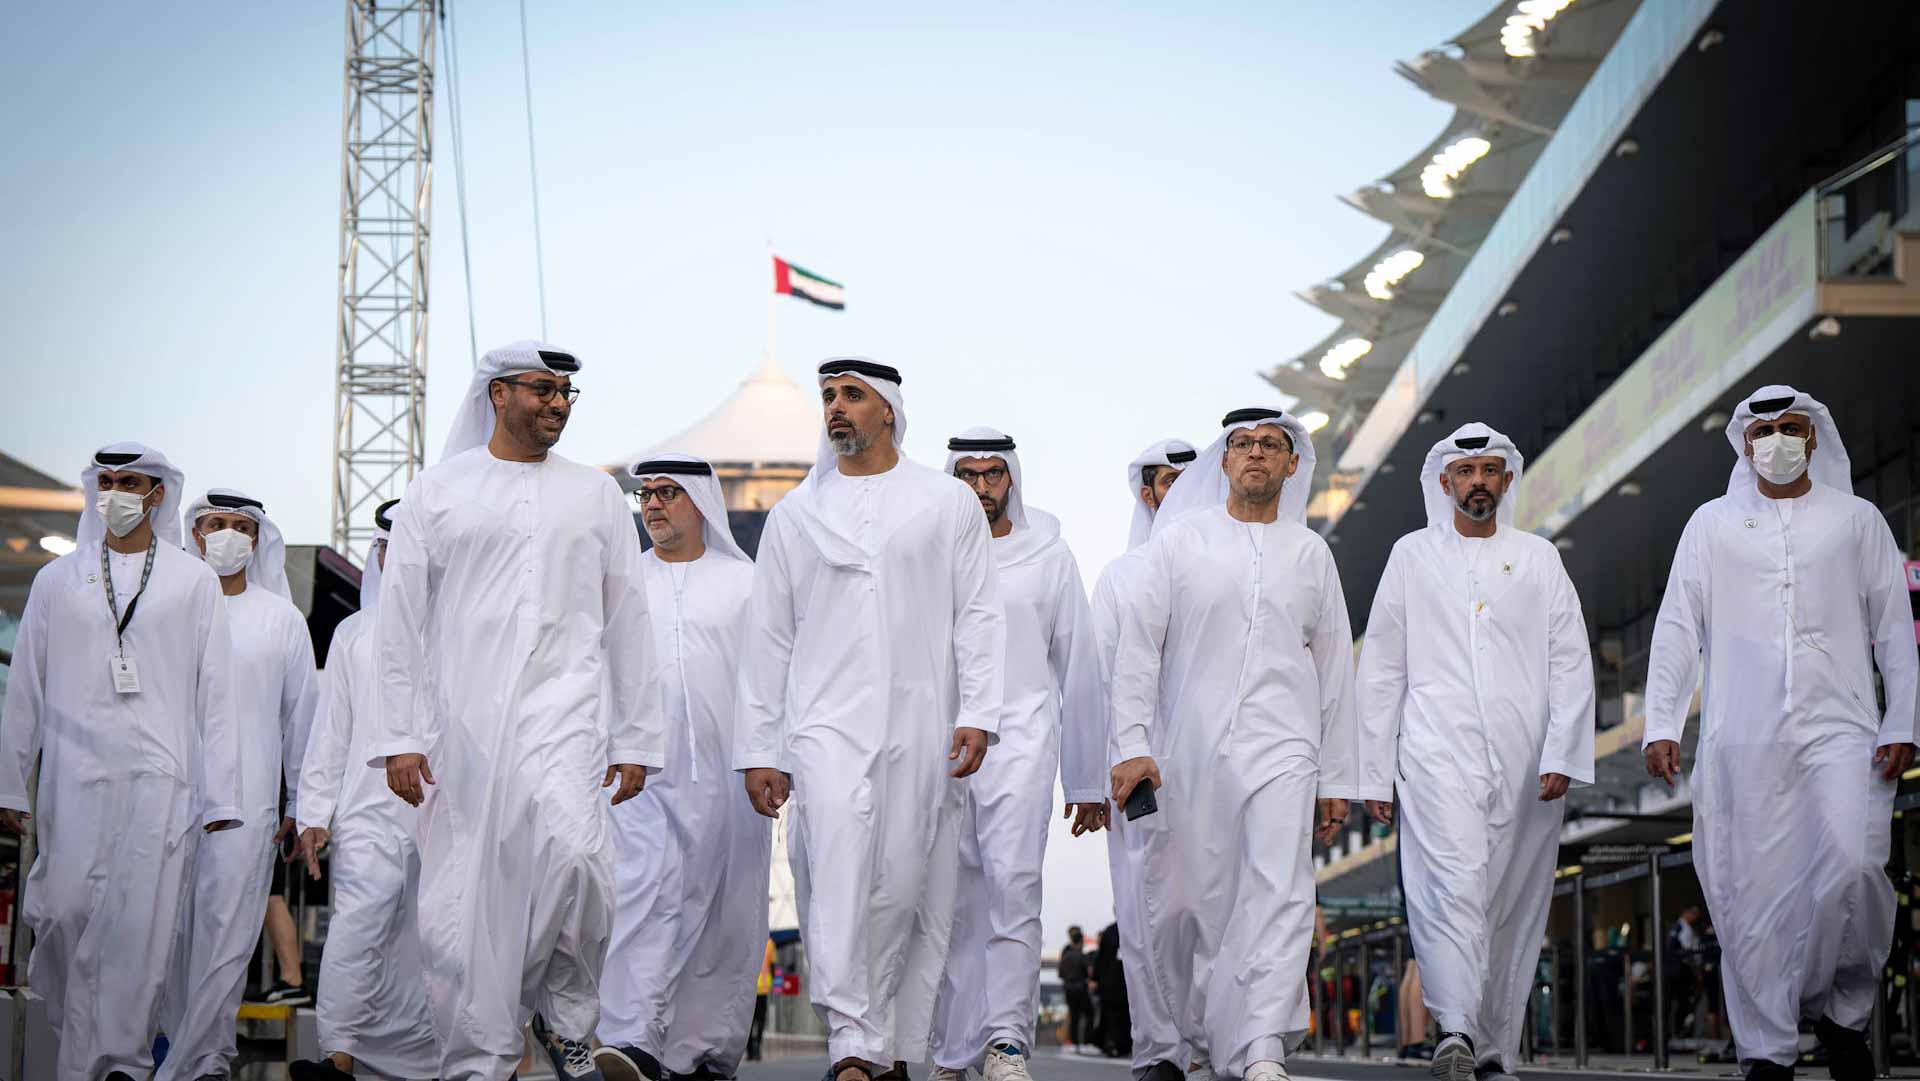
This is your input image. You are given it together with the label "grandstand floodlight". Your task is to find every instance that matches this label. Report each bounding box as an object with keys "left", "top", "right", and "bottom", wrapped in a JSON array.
[
  {"left": 1421, "top": 135, "right": 1493, "bottom": 199},
  {"left": 1317, "top": 337, "right": 1374, "bottom": 380},
  {"left": 1363, "top": 249, "right": 1425, "bottom": 301},
  {"left": 1501, "top": 0, "right": 1576, "bottom": 58},
  {"left": 1299, "top": 410, "right": 1332, "bottom": 434}
]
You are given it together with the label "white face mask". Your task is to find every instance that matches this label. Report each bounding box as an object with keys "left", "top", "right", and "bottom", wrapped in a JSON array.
[
  {"left": 96, "top": 490, "right": 151, "bottom": 539},
  {"left": 1750, "top": 432, "right": 1810, "bottom": 485},
  {"left": 201, "top": 528, "right": 256, "bottom": 576}
]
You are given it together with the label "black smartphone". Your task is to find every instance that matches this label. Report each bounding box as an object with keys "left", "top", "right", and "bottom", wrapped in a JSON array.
[{"left": 1122, "top": 782, "right": 1158, "bottom": 821}]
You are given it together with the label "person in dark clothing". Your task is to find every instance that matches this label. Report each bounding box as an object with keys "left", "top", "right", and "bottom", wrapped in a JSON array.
[
  {"left": 1061, "top": 926, "right": 1095, "bottom": 1052},
  {"left": 1095, "top": 922, "right": 1131, "bottom": 1057}
]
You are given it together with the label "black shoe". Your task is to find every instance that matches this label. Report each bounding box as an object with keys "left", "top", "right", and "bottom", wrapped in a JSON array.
[
  {"left": 1141, "top": 1061, "right": 1185, "bottom": 1081},
  {"left": 106, "top": 1074, "right": 137, "bottom": 1081},
  {"left": 1815, "top": 1017, "right": 1871, "bottom": 1081},
  {"left": 255, "top": 979, "right": 314, "bottom": 1006},
  {"left": 290, "top": 1059, "right": 356, "bottom": 1081},
  {"left": 596, "top": 1044, "right": 665, "bottom": 1081},
  {"left": 873, "top": 1062, "right": 911, "bottom": 1081},
  {"left": 1747, "top": 1061, "right": 1796, "bottom": 1081}
]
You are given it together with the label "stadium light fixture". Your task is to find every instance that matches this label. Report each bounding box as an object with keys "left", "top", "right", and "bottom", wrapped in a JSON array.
[
  {"left": 1317, "top": 337, "right": 1374, "bottom": 380},
  {"left": 1299, "top": 410, "right": 1332, "bottom": 434},
  {"left": 39, "top": 535, "right": 76, "bottom": 557},
  {"left": 1501, "top": 0, "right": 1576, "bottom": 58},
  {"left": 1421, "top": 135, "right": 1493, "bottom": 199},
  {"left": 1364, "top": 249, "right": 1425, "bottom": 301}
]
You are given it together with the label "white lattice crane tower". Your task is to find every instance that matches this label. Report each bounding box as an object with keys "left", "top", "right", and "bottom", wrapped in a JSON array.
[{"left": 331, "top": 0, "right": 435, "bottom": 560}]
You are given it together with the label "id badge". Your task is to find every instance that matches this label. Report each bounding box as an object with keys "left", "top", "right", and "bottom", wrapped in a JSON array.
[{"left": 110, "top": 655, "right": 141, "bottom": 695}]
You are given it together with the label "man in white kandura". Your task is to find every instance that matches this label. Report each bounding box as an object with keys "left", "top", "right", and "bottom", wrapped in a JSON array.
[
  {"left": 1644, "top": 385, "right": 1918, "bottom": 1081},
  {"left": 1109, "top": 409, "right": 1366, "bottom": 1081},
  {"left": 291, "top": 498, "right": 440, "bottom": 1081},
  {"left": 1089, "top": 438, "right": 1195, "bottom": 1081},
  {"left": 161, "top": 489, "right": 321, "bottom": 1081},
  {"left": 377, "top": 341, "right": 663, "bottom": 1081},
  {"left": 929, "top": 428, "right": 1106, "bottom": 1081},
  {"left": 0, "top": 443, "right": 241, "bottom": 1081},
  {"left": 595, "top": 454, "right": 771, "bottom": 1081},
  {"left": 735, "top": 358, "right": 1005, "bottom": 1081},
  {"left": 1354, "top": 423, "right": 1595, "bottom": 1081}
]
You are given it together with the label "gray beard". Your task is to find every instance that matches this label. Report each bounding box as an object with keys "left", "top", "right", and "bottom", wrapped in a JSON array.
[
  {"left": 830, "top": 429, "right": 874, "bottom": 456},
  {"left": 1456, "top": 492, "right": 1498, "bottom": 521}
]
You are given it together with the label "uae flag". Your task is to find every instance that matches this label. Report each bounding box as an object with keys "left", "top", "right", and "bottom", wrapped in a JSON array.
[{"left": 773, "top": 256, "right": 845, "bottom": 310}]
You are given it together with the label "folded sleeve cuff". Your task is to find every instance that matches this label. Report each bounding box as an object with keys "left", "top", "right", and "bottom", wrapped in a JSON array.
[
  {"left": 1063, "top": 786, "right": 1106, "bottom": 805},
  {"left": 202, "top": 806, "right": 244, "bottom": 828}
]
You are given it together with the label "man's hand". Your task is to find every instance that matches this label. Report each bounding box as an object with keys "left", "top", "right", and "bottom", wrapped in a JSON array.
[
  {"left": 1315, "top": 798, "right": 1350, "bottom": 847},
  {"left": 1110, "top": 756, "right": 1162, "bottom": 808},
  {"left": 205, "top": 819, "right": 240, "bottom": 833},
  {"left": 386, "top": 752, "right": 435, "bottom": 807},
  {"left": 1875, "top": 742, "right": 1916, "bottom": 782},
  {"left": 1065, "top": 801, "right": 1108, "bottom": 836},
  {"left": 948, "top": 727, "right": 989, "bottom": 778},
  {"left": 1365, "top": 799, "right": 1394, "bottom": 826},
  {"left": 1538, "top": 773, "right": 1572, "bottom": 802},
  {"left": 272, "top": 815, "right": 296, "bottom": 851},
  {"left": 0, "top": 810, "right": 29, "bottom": 836},
  {"left": 1644, "top": 740, "right": 1681, "bottom": 790},
  {"left": 744, "top": 768, "right": 791, "bottom": 819},
  {"left": 298, "top": 826, "right": 330, "bottom": 880},
  {"left": 603, "top": 764, "right": 647, "bottom": 805}
]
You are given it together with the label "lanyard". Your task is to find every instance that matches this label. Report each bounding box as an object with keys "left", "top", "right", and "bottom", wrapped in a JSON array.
[{"left": 101, "top": 536, "right": 157, "bottom": 653}]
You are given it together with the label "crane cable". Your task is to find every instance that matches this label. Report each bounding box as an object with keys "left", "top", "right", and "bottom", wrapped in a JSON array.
[{"left": 517, "top": 0, "right": 549, "bottom": 340}]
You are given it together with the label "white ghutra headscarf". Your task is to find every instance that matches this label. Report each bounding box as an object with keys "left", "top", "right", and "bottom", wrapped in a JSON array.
[
  {"left": 184, "top": 488, "right": 291, "bottom": 598},
  {"left": 441, "top": 340, "right": 582, "bottom": 461},
  {"left": 1419, "top": 422, "right": 1525, "bottom": 530},
  {"left": 1724, "top": 384, "right": 1852, "bottom": 496},
  {"left": 628, "top": 453, "right": 751, "bottom": 563},
  {"left": 1150, "top": 408, "right": 1316, "bottom": 537},
  {"left": 1125, "top": 438, "right": 1196, "bottom": 551}
]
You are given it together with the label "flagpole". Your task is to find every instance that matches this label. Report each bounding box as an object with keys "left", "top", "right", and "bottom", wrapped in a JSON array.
[{"left": 765, "top": 244, "right": 779, "bottom": 367}]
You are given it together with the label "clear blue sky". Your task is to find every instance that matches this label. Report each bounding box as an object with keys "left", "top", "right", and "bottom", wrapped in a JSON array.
[{"left": 4, "top": 1, "right": 1483, "bottom": 938}]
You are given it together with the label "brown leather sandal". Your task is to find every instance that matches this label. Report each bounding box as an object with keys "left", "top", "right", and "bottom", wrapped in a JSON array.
[{"left": 833, "top": 1058, "right": 876, "bottom": 1081}]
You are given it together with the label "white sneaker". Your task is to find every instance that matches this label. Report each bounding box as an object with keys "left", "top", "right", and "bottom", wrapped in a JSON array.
[
  {"left": 931, "top": 1068, "right": 970, "bottom": 1081},
  {"left": 983, "top": 1046, "right": 1033, "bottom": 1081},
  {"left": 1245, "top": 1061, "right": 1290, "bottom": 1081},
  {"left": 1431, "top": 1034, "right": 1476, "bottom": 1081},
  {"left": 1185, "top": 1055, "right": 1215, "bottom": 1081}
]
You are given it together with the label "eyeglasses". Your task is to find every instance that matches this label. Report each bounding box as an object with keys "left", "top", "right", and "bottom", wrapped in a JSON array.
[
  {"left": 954, "top": 466, "right": 1008, "bottom": 486},
  {"left": 498, "top": 378, "right": 580, "bottom": 404},
  {"left": 636, "top": 486, "right": 684, "bottom": 505},
  {"left": 1226, "top": 436, "right": 1292, "bottom": 456}
]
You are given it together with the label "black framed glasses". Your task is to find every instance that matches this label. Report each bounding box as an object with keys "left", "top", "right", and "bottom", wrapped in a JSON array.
[
  {"left": 1226, "top": 435, "right": 1292, "bottom": 456},
  {"left": 954, "top": 466, "right": 1009, "bottom": 486},
  {"left": 636, "top": 486, "right": 684, "bottom": 505},
  {"left": 498, "top": 378, "right": 580, "bottom": 404}
]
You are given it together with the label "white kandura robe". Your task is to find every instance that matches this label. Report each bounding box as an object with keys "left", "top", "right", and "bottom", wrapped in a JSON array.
[
  {"left": 376, "top": 447, "right": 664, "bottom": 1081},
  {"left": 0, "top": 543, "right": 241, "bottom": 1081},
  {"left": 1110, "top": 507, "right": 1366, "bottom": 1078},
  {"left": 1645, "top": 484, "right": 1919, "bottom": 1066},
  {"left": 1089, "top": 551, "right": 1188, "bottom": 1077},
  {"left": 931, "top": 512, "right": 1105, "bottom": 1067},
  {"left": 735, "top": 460, "right": 1005, "bottom": 1067},
  {"left": 297, "top": 608, "right": 439, "bottom": 1077},
  {"left": 160, "top": 584, "right": 320, "bottom": 1081},
  {"left": 598, "top": 551, "right": 771, "bottom": 1075},
  {"left": 1355, "top": 526, "right": 1595, "bottom": 1069}
]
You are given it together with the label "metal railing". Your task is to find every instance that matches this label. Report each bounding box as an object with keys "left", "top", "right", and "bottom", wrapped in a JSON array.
[{"left": 1817, "top": 126, "right": 1920, "bottom": 281}]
